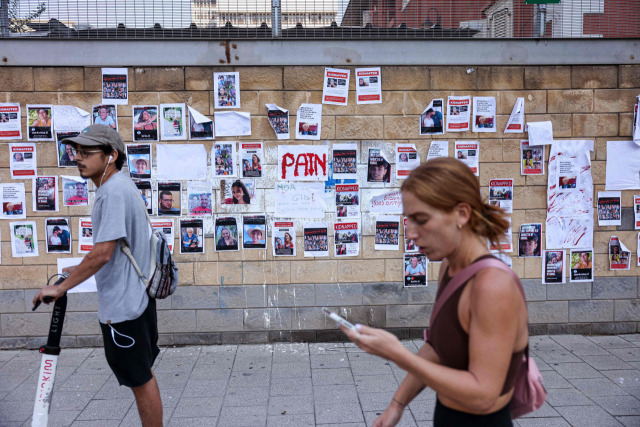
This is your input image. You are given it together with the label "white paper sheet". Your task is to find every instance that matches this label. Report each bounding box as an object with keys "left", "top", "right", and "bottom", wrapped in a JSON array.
[
  {"left": 395, "top": 143, "right": 420, "bottom": 180},
  {"left": 609, "top": 235, "right": 631, "bottom": 270},
  {"left": 322, "top": 68, "right": 350, "bottom": 106},
  {"left": 10, "top": 143, "right": 37, "bottom": 179},
  {"left": 187, "top": 106, "right": 214, "bottom": 140},
  {"left": 605, "top": 140, "right": 640, "bottom": 190},
  {"left": 61, "top": 176, "right": 89, "bottom": 207},
  {"left": 32, "top": 176, "right": 59, "bottom": 213},
  {"left": 420, "top": 99, "right": 445, "bottom": 135},
  {"left": 101, "top": 67, "right": 129, "bottom": 105},
  {"left": 597, "top": 191, "right": 622, "bottom": 226},
  {"left": 159, "top": 103, "right": 187, "bottom": 140},
  {"left": 242, "top": 215, "right": 267, "bottom": 250},
  {"left": 156, "top": 144, "right": 207, "bottom": 180},
  {"left": 220, "top": 178, "right": 255, "bottom": 205},
  {"left": 187, "top": 181, "right": 213, "bottom": 216},
  {"left": 0, "top": 103, "right": 22, "bottom": 140},
  {"left": 446, "top": 96, "right": 470, "bottom": 132},
  {"left": 214, "top": 72, "right": 240, "bottom": 109},
  {"left": 374, "top": 215, "right": 400, "bottom": 251},
  {"left": 542, "top": 250, "right": 566, "bottom": 284},
  {"left": 179, "top": 218, "right": 205, "bottom": 254},
  {"left": 92, "top": 105, "right": 119, "bottom": 131},
  {"left": 274, "top": 182, "right": 325, "bottom": 218},
  {"left": 295, "top": 104, "right": 322, "bottom": 140},
  {"left": 404, "top": 253, "right": 428, "bottom": 287},
  {"left": 427, "top": 141, "right": 449, "bottom": 160},
  {"left": 454, "top": 141, "right": 479, "bottom": 176},
  {"left": 472, "top": 97, "right": 497, "bottom": 133},
  {"left": 240, "top": 142, "right": 263, "bottom": 178},
  {"left": 633, "top": 96, "right": 639, "bottom": 146},
  {"left": 272, "top": 221, "right": 296, "bottom": 256},
  {"left": 151, "top": 218, "right": 174, "bottom": 253},
  {"left": 45, "top": 217, "right": 71, "bottom": 254},
  {"left": 370, "top": 190, "right": 403, "bottom": 214},
  {"left": 278, "top": 145, "right": 329, "bottom": 182},
  {"left": 489, "top": 217, "right": 513, "bottom": 253},
  {"left": 367, "top": 148, "right": 391, "bottom": 183},
  {"left": 57, "top": 258, "right": 98, "bottom": 293},
  {"left": 10, "top": 221, "right": 39, "bottom": 257},
  {"left": 637, "top": 232, "right": 640, "bottom": 267},
  {"left": 334, "top": 221, "right": 359, "bottom": 257},
  {"left": 303, "top": 222, "right": 329, "bottom": 257},
  {"left": 504, "top": 97, "right": 525, "bottom": 133},
  {"left": 355, "top": 67, "right": 382, "bottom": 105},
  {"left": 266, "top": 104, "right": 289, "bottom": 139},
  {"left": 132, "top": 105, "right": 159, "bottom": 142},
  {"left": 569, "top": 249, "right": 594, "bottom": 282},
  {"left": 332, "top": 143, "right": 358, "bottom": 180},
  {"left": 336, "top": 184, "right": 360, "bottom": 218},
  {"left": 214, "top": 111, "right": 251, "bottom": 137},
  {"left": 78, "top": 217, "right": 93, "bottom": 253},
  {"left": 0, "top": 183, "right": 26, "bottom": 220},
  {"left": 213, "top": 142, "right": 237, "bottom": 178},
  {"left": 634, "top": 195, "right": 640, "bottom": 230},
  {"left": 526, "top": 121, "right": 553, "bottom": 145},
  {"left": 26, "top": 105, "right": 54, "bottom": 141},
  {"left": 489, "top": 179, "right": 513, "bottom": 214},
  {"left": 521, "top": 141, "right": 545, "bottom": 175},
  {"left": 52, "top": 106, "right": 91, "bottom": 132}
]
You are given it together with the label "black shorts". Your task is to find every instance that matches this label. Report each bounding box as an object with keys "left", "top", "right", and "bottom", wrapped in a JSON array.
[
  {"left": 434, "top": 398, "right": 512, "bottom": 427},
  {"left": 99, "top": 299, "right": 160, "bottom": 388}
]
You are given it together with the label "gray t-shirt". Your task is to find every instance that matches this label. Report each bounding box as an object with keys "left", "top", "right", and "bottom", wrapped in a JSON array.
[{"left": 92, "top": 171, "right": 150, "bottom": 324}]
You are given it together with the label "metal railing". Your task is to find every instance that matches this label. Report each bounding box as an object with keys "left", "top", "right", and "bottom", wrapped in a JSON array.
[{"left": 2, "top": 0, "right": 639, "bottom": 39}]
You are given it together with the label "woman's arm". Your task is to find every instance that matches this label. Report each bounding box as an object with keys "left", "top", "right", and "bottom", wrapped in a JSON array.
[{"left": 343, "top": 268, "right": 522, "bottom": 414}]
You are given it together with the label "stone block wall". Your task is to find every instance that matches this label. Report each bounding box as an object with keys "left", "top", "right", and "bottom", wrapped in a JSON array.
[{"left": 0, "top": 64, "right": 639, "bottom": 348}]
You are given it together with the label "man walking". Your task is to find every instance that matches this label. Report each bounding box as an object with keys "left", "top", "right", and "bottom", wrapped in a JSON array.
[{"left": 33, "top": 125, "right": 162, "bottom": 426}]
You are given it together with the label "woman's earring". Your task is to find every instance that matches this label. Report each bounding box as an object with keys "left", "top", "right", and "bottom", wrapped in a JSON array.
[{"left": 457, "top": 224, "right": 462, "bottom": 230}]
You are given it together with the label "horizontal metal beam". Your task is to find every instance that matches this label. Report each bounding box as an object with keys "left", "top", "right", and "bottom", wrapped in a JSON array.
[{"left": 0, "top": 38, "right": 638, "bottom": 67}]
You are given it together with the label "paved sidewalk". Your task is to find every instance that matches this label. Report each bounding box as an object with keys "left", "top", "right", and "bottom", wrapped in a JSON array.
[{"left": 1, "top": 334, "right": 640, "bottom": 426}]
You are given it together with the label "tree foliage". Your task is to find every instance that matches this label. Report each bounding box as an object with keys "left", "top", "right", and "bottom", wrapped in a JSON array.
[{"left": 9, "top": 0, "right": 46, "bottom": 32}]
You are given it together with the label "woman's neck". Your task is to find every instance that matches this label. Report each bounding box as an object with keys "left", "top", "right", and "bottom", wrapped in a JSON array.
[{"left": 446, "top": 232, "right": 490, "bottom": 276}]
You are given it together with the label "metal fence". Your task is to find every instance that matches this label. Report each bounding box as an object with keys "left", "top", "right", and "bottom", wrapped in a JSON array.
[{"left": 2, "top": 0, "right": 639, "bottom": 39}]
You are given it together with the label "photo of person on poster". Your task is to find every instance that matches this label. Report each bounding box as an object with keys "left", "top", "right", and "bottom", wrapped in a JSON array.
[
  {"left": 216, "top": 226, "right": 238, "bottom": 251},
  {"left": 367, "top": 149, "right": 390, "bottom": 183}
]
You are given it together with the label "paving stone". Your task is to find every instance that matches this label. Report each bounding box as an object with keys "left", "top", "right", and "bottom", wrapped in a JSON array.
[
  {"left": 516, "top": 418, "right": 571, "bottom": 427},
  {"left": 181, "top": 378, "right": 228, "bottom": 397},
  {"left": 592, "top": 395, "right": 640, "bottom": 416},
  {"left": 271, "top": 361, "right": 311, "bottom": 378},
  {"left": 545, "top": 388, "right": 594, "bottom": 406},
  {"left": 552, "top": 362, "right": 603, "bottom": 379},
  {"left": 315, "top": 402, "right": 365, "bottom": 424},
  {"left": 268, "top": 394, "right": 314, "bottom": 415},
  {"left": 588, "top": 335, "right": 637, "bottom": 349},
  {"left": 223, "top": 385, "right": 269, "bottom": 406},
  {"left": 540, "top": 370, "right": 573, "bottom": 388},
  {"left": 313, "top": 384, "right": 359, "bottom": 403},
  {"left": 76, "top": 399, "right": 133, "bottom": 420},
  {"left": 270, "top": 377, "right": 313, "bottom": 396},
  {"left": 364, "top": 410, "right": 417, "bottom": 426},
  {"left": 312, "top": 367, "right": 354, "bottom": 386},
  {"left": 518, "top": 401, "right": 562, "bottom": 418},
  {"left": 354, "top": 374, "right": 398, "bottom": 393},
  {"left": 581, "top": 355, "right": 634, "bottom": 371},
  {"left": 311, "top": 353, "right": 350, "bottom": 369},
  {"left": 266, "top": 413, "right": 315, "bottom": 426},
  {"left": 533, "top": 349, "right": 583, "bottom": 364},
  {"left": 609, "top": 347, "right": 640, "bottom": 362},
  {"left": 600, "top": 369, "right": 640, "bottom": 389},
  {"left": 567, "top": 377, "right": 628, "bottom": 397},
  {"left": 357, "top": 391, "right": 396, "bottom": 411},
  {"left": 616, "top": 416, "right": 640, "bottom": 427},
  {"left": 0, "top": 399, "right": 34, "bottom": 423},
  {"left": 171, "top": 396, "right": 223, "bottom": 418},
  {"left": 218, "top": 405, "right": 268, "bottom": 427}
]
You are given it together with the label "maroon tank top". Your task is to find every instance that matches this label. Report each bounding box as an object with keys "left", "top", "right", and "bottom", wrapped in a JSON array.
[{"left": 427, "top": 255, "right": 525, "bottom": 395}]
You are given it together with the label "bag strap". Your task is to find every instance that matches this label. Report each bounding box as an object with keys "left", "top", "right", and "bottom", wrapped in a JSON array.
[
  {"left": 429, "top": 258, "right": 525, "bottom": 329},
  {"left": 119, "top": 239, "right": 149, "bottom": 286}
]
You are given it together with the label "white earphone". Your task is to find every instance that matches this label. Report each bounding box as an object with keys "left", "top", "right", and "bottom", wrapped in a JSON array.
[{"left": 108, "top": 155, "right": 113, "bottom": 164}]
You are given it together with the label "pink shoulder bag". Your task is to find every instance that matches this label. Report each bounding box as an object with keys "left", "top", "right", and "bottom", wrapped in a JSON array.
[{"left": 425, "top": 258, "right": 547, "bottom": 419}]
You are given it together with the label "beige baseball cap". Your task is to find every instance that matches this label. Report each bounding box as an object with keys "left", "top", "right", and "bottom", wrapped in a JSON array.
[{"left": 62, "top": 124, "right": 124, "bottom": 152}]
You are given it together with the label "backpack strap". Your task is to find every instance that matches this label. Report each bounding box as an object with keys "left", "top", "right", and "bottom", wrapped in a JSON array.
[
  {"left": 429, "top": 258, "right": 525, "bottom": 331},
  {"left": 119, "top": 239, "right": 149, "bottom": 286}
]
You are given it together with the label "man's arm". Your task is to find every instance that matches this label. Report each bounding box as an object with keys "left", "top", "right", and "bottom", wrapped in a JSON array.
[{"left": 32, "top": 240, "right": 117, "bottom": 305}]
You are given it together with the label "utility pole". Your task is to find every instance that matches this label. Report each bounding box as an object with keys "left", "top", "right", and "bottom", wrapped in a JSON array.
[
  {"left": 0, "top": 0, "right": 10, "bottom": 38},
  {"left": 271, "top": 0, "right": 282, "bottom": 37}
]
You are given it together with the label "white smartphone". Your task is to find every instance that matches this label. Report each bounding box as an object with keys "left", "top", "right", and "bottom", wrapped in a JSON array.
[{"left": 322, "top": 307, "right": 357, "bottom": 332}]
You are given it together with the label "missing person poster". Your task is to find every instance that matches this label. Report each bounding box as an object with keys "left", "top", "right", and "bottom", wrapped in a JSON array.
[
  {"left": 243, "top": 215, "right": 267, "bottom": 250},
  {"left": 240, "top": 142, "right": 263, "bottom": 178},
  {"left": 454, "top": 142, "right": 479, "bottom": 176},
  {"left": 92, "top": 105, "right": 118, "bottom": 130},
  {"left": 556, "top": 155, "right": 580, "bottom": 193},
  {"left": 609, "top": 236, "right": 631, "bottom": 270},
  {"left": 634, "top": 195, "right": 640, "bottom": 230},
  {"left": 132, "top": 105, "right": 159, "bottom": 142},
  {"left": 187, "top": 106, "right": 214, "bottom": 140},
  {"left": 336, "top": 184, "right": 360, "bottom": 218},
  {"left": 355, "top": 67, "right": 382, "bottom": 105},
  {"left": 78, "top": 217, "right": 93, "bottom": 254},
  {"left": 570, "top": 249, "right": 594, "bottom": 282},
  {"left": 221, "top": 179, "right": 255, "bottom": 205},
  {"left": 472, "top": 97, "right": 497, "bottom": 133},
  {"left": 180, "top": 218, "right": 204, "bottom": 254},
  {"left": 33, "top": 176, "right": 59, "bottom": 212},
  {"left": 542, "top": 250, "right": 566, "bottom": 284},
  {"left": 126, "top": 144, "right": 152, "bottom": 179},
  {"left": 323, "top": 68, "right": 350, "bottom": 106},
  {"left": 151, "top": 218, "right": 174, "bottom": 254},
  {"left": 187, "top": 181, "right": 213, "bottom": 216},
  {"left": 446, "top": 96, "right": 470, "bottom": 132},
  {"left": 332, "top": 143, "right": 358, "bottom": 180},
  {"left": 0, "top": 103, "right": 21, "bottom": 140},
  {"left": 303, "top": 222, "right": 329, "bottom": 257},
  {"left": 295, "top": 104, "right": 322, "bottom": 140},
  {"left": 638, "top": 232, "right": 640, "bottom": 267},
  {"left": 597, "top": 191, "right": 622, "bottom": 226},
  {"left": 278, "top": 145, "right": 329, "bottom": 182},
  {"left": 521, "top": 141, "right": 545, "bottom": 175},
  {"left": 404, "top": 253, "right": 427, "bottom": 287},
  {"left": 489, "top": 179, "right": 513, "bottom": 214},
  {"left": 214, "top": 72, "right": 240, "bottom": 108},
  {"left": 274, "top": 182, "right": 325, "bottom": 218},
  {"left": 374, "top": 216, "right": 400, "bottom": 251},
  {"left": 9, "top": 143, "right": 37, "bottom": 178},
  {"left": 334, "top": 221, "right": 359, "bottom": 257},
  {"left": 266, "top": 104, "right": 289, "bottom": 139},
  {"left": 404, "top": 217, "right": 418, "bottom": 252},
  {"left": 396, "top": 143, "right": 420, "bottom": 180},
  {"left": 101, "top": 67, "right": 128, "bottom": 105},
  {"left": 10, "top": 221, "right": 39, "bottom": 257},
  {"left": 56, "top": 132, "right": 79, "bottom": 167},
  {"left": 46, "top": 217, "right": 71, "bottom": 254},
  {"left": 27, "top": 105, "right": 53, "bottom": 141},
  {"left": 505, "top": 97, "right": 525, "bottom": 133},
  {"left": 370, "top": 190, "right": 403, "bottom": 214},
  {"left": 135, "top": 180, "right": 153, "bottom": 215},
  {"left": 272, "top": 221, "right": 296, "bottom": 256},
  {"left": 427, "top": 140, "right": 449, "bottom": 160},
  {"left": 160, "top": 103, "right": 187, "bottom": 140},
  {"left": 52, "top": 106, "right": 91, "bottom": 132},
  {"left": 518, "top": 223, "right": 541, "bottom": 258},
  {"left": 62, "top": 176, "right": 89, "bottom": 207},
  {"left": 214, "top": 142, "right": 237, "bottom": 178},
  {"left": 215, "top": 216, "right": 240, "bottom": 251},
  {"left": 1, "top": 183, "right": 26, "bottom": 219},
  {"left": 367, "top": 148, "right": 391, "bottom": 183},
  {"left": 157, "top": 182, "right": 182, "bottom": 216},
  {"left": 420, "top": 99, "right": 445, "bottom": 135}
]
